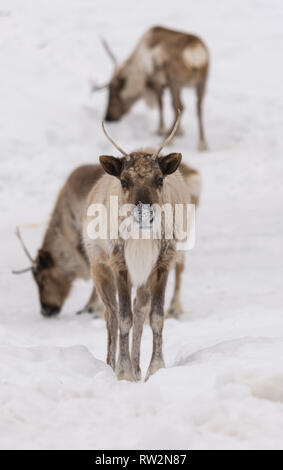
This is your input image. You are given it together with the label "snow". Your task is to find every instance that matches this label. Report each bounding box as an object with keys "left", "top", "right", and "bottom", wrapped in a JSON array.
[{"left": 1, "top": 0, "right": 283, "bottom": 450}]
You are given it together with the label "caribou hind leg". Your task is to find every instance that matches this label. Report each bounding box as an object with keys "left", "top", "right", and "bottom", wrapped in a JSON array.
[{"left": 196, "top": 79, "right": 208, "bottom": 151}]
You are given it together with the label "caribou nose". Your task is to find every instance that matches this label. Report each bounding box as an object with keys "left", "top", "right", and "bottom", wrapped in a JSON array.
[
  {"left": 105, "top": 113, "right": 116, "bottom": 122},
  {"left": 132, "top": 202, "right": 155, "bottom": 227},
  {"left": 41, "top": 303, "right": 61, "bottom": 317}
]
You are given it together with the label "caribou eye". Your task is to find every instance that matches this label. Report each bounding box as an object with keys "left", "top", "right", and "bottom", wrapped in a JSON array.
[
  {"left": 121, "top": 180, "right": 128, "bottom": 189},
  {"left": 157, "top": 178, "right": 164, "bottom": 186}
]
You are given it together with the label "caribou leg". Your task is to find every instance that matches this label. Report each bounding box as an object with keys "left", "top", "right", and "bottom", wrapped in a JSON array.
[
  {"left": 91, "top": 263, "right": 118, "bottom": 371},
  {"left": 167, "top": 261, "right": 184, "bottom": 318},
  {"left": 196, "top": 79, "right": 208, "bottom": 151},
  {"left": 167, "top": 74, "right": 184, "bottom": 138},
  {"left": 115, "top": 268, "right": 135, "bottom": 381},
  {"left": 76, "top": 286, "right": 104, "bottom": 316},
  {"left": 145, "top": 264, "right": 170, "bottom": 381},
  {"left": 131, "top": 285, "right": 150, "bottom": 381}
]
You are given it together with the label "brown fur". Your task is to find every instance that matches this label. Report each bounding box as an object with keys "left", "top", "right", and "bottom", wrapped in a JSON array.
[{"left": 101, "top": 26, "right": 209, "bottom": 150}]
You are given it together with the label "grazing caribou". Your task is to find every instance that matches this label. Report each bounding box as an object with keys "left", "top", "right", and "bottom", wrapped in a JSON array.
[
  {"left": 83, "top": 116, "right": 199, "bottom": 381},
  {"left": 92, "top": 26, "right": 209, "bottom": 150},
  {"left": 13, "top": 165, "right": 104, "bottom": 317}
]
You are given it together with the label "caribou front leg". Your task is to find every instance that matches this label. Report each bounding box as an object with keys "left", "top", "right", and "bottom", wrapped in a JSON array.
[
  {"left": 167, "top": 261, "right": 184, "bottom": 318},
  {"left": 156, "top": 87, "right": 166, "bottom": 136},
  {"left": 115, "top": 266, "right": 135, "bottom": 381},
  {"left": 131, "top": 286, "right": 150, "bottom": 381},
  {"left": 167, "top": 73, "right": 184, "bottom": 138},
  {"left": 196, "top": 79, "right": 208, "bottom": 151},
  {"left": 146, "top": 79, "right": 166, "bottom": 135},
  {"left": 91, "top": 263, "right": 118, "bottom": 371},
  {"left": 76, "top": 286, "right": 104, "bottom": 316},
  {"left": 145, "top": 264, "right": 170, "bottom": 381}
]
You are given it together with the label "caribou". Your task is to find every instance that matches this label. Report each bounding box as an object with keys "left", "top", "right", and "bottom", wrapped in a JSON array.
[
  {"left": 92, "top": 26, "right": 209, "bottom": 150},
  {"left": 83, "top": 115, "right": 200, "bottom": 381},
  {"left": 12, "top": 165, "right": 104, "bottom": 317}
]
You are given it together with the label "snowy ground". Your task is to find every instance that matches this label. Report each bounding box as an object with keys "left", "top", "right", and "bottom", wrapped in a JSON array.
[{"left": 1, "top": 0, "right": 283, "bottom": 450}]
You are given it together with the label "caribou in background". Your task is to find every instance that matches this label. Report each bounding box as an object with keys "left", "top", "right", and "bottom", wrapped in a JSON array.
[{"left": 92, "top": 26, "right": 210, "bottom": 150}]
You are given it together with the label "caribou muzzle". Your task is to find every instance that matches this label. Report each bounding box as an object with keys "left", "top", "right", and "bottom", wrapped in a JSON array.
[
  {"left": 104, "top": 112, "right": 118, "bottom": 122},
  {"left": 41, "top": 303, "right": 61, "bottom": 317},
  {"left": 132, "top": 202, "right": 155, "bottom": 228}
]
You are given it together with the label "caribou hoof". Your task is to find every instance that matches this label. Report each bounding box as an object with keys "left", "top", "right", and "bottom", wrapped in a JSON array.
[
  {"left": 175, "top": 126, "right": 184, "bottom": 136},
  {"left": 198, "top": 139, "right": 208, "bottom": 151},
  {"left": 167, "top": 301, "right": 183, "bottom": 319},
  {"left": 76, "top": 308, "right": 92, "bottom": 315},
  {"left": 116, "top": 359, "right": 136, "bottom": 382},
  {"left": 156, "top": 128, "right": 167, "bottom": 136},
  {"left": 145, "top": 357, "right": 165, "bottom": 382},
  {"left": 132, "top": 364, "right": 142, "bottom": 382},
  {"left": 76, "top": 302, "right": 104, "bottom": 317}
]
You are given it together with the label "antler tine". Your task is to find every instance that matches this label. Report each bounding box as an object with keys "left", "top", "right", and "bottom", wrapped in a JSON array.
[
  {"left": 102, "top": 121, "right": 130, "bottom": 160},
  {"left": 100, "top": 37, "right": 117, "bottom": 67},
  {"left": 12, "top": 267, "right": 33, "bottom": 275},
  {"left": 152, "top": 111, "right": 181, "bottom": 160},
  {"left": 15, "top": 227, "right": 34, "bottom": 263}
]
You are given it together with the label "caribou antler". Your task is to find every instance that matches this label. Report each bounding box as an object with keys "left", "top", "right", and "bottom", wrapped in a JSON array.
[
  {"left": 15, "top": 227, "right": 34, "bottom": 263},
  {"left": 12, "top": 227, "right": 35, "bottom": 275},
  {"left": 90, "top": 37, "right": 117, "bottom": 94},
  {"left": 12, "top": 267, "right": 33, "bottom": 275},
  {"left": 102, "top": 111, "right": 181, "bottom": 163},
  {"left": 152, "top": 111, "right": 181, "bottom": 160},
  {"left": 100, "top": 37, "right": 117, "bottom": 67},
  {"left": 102, "top": 121, "right": 130, "bottom": 161}
]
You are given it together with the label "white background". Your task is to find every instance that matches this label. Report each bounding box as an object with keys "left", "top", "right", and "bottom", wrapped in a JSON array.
[{"left": 0, "top": 0, "right": 283, "bottom": 449}]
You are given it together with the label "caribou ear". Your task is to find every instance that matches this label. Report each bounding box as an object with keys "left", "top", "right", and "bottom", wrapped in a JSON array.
[
  {"left": 159, "top": 153, "right": 182, "bottom": 176},
  {"left": 99, "top": 155, "right": 122, "bottom": 177},
  {"left": 37, "top": 250, "right": 54, "bottom": 270}
]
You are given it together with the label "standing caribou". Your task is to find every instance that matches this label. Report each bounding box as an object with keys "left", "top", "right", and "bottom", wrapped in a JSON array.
[
  {"left": 92, "top": 26, "right": 209, "bottom": 150},
  {"left": 83, "top": 115, "right": 198, "bottom": 381}
]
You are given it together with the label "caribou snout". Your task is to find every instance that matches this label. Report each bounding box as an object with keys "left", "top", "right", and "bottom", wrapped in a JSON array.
[
  {"left": 104, "top": 112, "right": 117, "bottom": 122},
  {"left": 132, "top": 202, "right": 155, "bottom": 228},
  {"left": 41, "top": 303, "right": 61, "bottom": 317}
]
